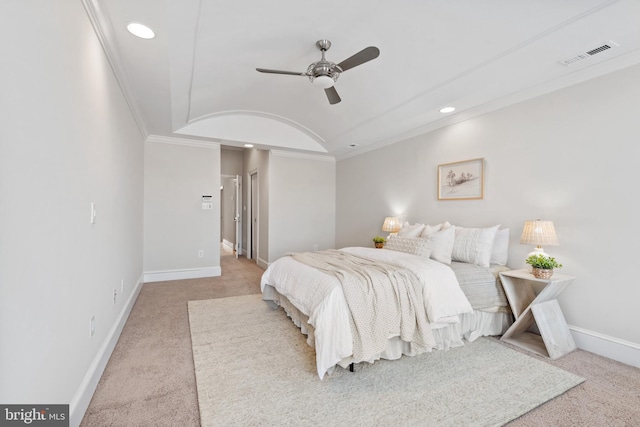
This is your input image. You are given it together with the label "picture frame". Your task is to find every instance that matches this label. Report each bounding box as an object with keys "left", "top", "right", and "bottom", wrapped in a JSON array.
[{"left": 438, "top": 158, "right": 485, "bottom": 200}]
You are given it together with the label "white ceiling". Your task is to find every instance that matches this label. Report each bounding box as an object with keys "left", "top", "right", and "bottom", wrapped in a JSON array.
[{"left": 86, "top": 0, "right": 640, "bottom": 158}]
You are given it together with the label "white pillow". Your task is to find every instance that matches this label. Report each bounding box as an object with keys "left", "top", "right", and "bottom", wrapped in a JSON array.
[
  {"left": 397, "top": 222, "right": 425, "bottom": 238},
  {"left": 451, "top": 225, "right": 500, "bottom": 268},
  {"left": 423, "top": 226, "right": 455, "bottom": 264},
  {"left": 490, "top": 228, "right": 510, "bottom": 265},
  {"left": 419, "top": 221, "right": 452, "bottom": 238},
  {"left": 384, "top": 235, "right": 431, "bottom": 258}
]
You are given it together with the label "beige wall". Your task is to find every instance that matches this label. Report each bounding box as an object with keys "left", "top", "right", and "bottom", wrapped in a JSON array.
[
  {"left": 337, "top": 63, "right": 640, "bottom": 359},
  {"left": 144, "top": 141, "right": 220, "bottom": 278},
  {"left": 0, "top": 0, "right": 144, "bottom": 422},
  {"left": 268, "top": 151, "right": 336, "bottom": 261}
]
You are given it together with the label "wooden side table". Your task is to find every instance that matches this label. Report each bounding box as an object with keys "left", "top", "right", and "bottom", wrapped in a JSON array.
[{"left": 499, "top": 269, "right": 576, "bottom": 359}]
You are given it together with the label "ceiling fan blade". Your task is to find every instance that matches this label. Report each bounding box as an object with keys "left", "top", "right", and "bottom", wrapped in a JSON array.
[
  {"left": 325, "top": 86, "right": 341, "bottom": 105},
  {"left": 336, "top": 46, "right": 380, "bottom": 72},
  {"left": 256, "top": 68, "right": 307, "bottom": 76}
]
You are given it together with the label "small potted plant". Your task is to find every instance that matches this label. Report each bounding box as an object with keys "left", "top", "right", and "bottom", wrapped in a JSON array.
[
  {"left": 526, "top": 254, "right": 563, "bottom": 279},
  {"left": 373, "top": 236, "right": 386, "bottom": 249}
]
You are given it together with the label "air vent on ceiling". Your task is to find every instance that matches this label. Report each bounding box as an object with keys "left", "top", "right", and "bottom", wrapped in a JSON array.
[{"left": 559, "top": 41, "right": 619, "bottom": 66}]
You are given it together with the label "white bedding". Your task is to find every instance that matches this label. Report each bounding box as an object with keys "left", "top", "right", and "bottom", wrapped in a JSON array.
[{"left": 260, "top": 247, "right": 474, "bottom": 378}]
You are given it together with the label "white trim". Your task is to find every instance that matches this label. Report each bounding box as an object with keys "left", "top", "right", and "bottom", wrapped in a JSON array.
[
  {"left": 222, "top": 239, "right": 234, "bottom": 250},
  {"left": 69, "top": 273, "right": 144, "bottom": 427},
  {"left": 146, "top": 134, "right": 220, "bottom": 149},
  {"left": 143, "top": 266, "right": 222, "bottom": 283},
  {"left": 270, "top": 149, "right": 335, "bottom": 162},
  {"left": 570, "top": 325, "right": 640, "bottom": 368},
  {"left": 221, "top": 145, "right": 244, "bottom": 151},
  {"left": 186, "top": 110, "right": 326, "bottom": 146},
  {"left": 257, "top": 257, "right": 269, "bottom": 270}
]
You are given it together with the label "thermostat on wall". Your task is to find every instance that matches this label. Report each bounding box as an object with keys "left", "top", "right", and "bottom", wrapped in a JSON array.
[{"left": 202, "top": 195, "right": 213, "bottom": 210}]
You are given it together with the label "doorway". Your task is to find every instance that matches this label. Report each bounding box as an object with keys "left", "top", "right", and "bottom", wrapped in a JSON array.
[
  {"left": 220, "top": 175, "right": 241, "bottom": 257},
  {"left": 220, "top": 175, "right": 236, "bottom": 255}
]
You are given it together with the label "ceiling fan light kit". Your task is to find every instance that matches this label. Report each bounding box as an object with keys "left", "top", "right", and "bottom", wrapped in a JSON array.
[
  {"left": 256, "top": 39, "right": 380, "bottom": 104},
  {"left": 311, "top": 75, "right": 337, "bottom": 89}
]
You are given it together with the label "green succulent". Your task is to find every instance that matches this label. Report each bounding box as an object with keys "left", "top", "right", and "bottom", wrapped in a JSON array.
[
  {"left": 525, "top": 254, "right": 563, "bottom": 270},
  {"left": 373, "top": 236, "right": 386, "bottom": 243}
]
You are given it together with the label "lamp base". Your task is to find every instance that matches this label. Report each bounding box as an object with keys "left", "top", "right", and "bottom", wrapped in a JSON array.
[{"left": 527, "top": 247, "right": 550, "bottom": 258}]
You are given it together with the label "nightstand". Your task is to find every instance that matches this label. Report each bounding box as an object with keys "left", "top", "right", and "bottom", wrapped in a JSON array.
[{"left": 499, "top": 269, "right": 576, "bottom": 359}]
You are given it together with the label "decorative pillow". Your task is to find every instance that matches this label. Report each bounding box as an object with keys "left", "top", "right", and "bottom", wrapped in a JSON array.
[
  {"left": 422, "top": 226, "right": 455, "bottom": 264},
  {"left": 419, "top": 221, "right": 453, "bottom": 238},
  {"left": 397, "top": 222, "right": 425, "bottom": 238},
  {"left": 384, "top": 235, "right": 431, "bottom": 258},
  {"left": 451, "top": 225, "right": 500, "bottom": 268},
  {"left": 490, "top": 228, "right": 510, "bottom": 265}
]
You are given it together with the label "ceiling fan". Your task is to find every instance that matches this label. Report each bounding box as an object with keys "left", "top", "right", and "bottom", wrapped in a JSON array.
[{"left": 256, "top": 40, "right": 380, "bottom": 105}]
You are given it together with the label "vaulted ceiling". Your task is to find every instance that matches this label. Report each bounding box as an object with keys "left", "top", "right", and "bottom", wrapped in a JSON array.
[{"left": 85, "top": 0, "right": 640, "bottom": 158}]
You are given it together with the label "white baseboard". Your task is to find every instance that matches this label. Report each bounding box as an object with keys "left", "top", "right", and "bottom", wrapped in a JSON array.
[
  {"left": 143, "top": 266, "right": 221, "bottom": 283},
  {"left": 222, "top": 239, "right": 234, "bottom": 250},
  {"left": 257, "top": 257, "right": 269, "bottom": 269},
  {"left": 69, "top": 273, "right": 144, "bottom": 427},
  {"left": 570, "top": 325, "right": 640, "bottom": 368}
]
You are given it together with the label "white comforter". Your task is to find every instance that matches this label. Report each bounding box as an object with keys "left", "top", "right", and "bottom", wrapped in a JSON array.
[{"left": 260, "top": 247, "right": 473, "bottom": 378}]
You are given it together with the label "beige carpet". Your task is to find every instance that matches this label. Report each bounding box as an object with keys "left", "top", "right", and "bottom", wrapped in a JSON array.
[
  {"left": 188, "top": 294, "right": 584, "bottom": 426},
  {"left": 81, "top": 256, "right": 640, "bottom": 426}
]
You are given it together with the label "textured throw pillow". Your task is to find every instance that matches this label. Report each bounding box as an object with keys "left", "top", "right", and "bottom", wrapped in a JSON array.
[
  {"left": 422, "top": 226, "right": 455, "bottom": 264},
  {"left": 490, "top": 228, "right": 510, "bottom": 265},
  {"left": 397, "top": 222, "right": 425, "bottom": 238},
  {"left": 451, "top": 225, "right": 500, "bottom": 267},
  {"left": 384, "top": 235, "right": 432, "bottom": 258}
]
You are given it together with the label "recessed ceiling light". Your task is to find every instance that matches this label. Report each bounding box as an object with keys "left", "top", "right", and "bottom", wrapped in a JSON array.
[
  {"left": 439, "top": 107, "right": 455, "bottom": 113},
  {"left": 244, "top": 144, "right": 254, "bottom": 148},
  {"left": 126, "top": 22, "right": 155, "bottom": 39}
]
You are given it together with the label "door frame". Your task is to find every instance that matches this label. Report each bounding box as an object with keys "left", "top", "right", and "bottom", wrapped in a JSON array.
[{"left": 246, "top": 169, "right": 258, "bottom": 262}]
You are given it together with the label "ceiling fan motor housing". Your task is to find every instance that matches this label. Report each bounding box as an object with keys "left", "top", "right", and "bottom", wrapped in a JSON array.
[{"left": 307, "top": 61, "right": 340, "bottom": 87}]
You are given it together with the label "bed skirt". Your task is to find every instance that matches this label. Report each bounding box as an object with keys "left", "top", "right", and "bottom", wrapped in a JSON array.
[{"left": 263, "top": 284, "right": 512, "bottom": 374}]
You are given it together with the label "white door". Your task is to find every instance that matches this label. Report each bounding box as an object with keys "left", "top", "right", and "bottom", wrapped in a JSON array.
[{"left": 234, "top": 175, "right": 242, "bottom": 259}]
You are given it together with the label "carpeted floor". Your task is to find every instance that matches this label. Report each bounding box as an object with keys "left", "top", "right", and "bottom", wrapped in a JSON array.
[
  {"left": 81, "top": 255, "right": 640, "bottom": 426},
  {"left": 189, "top": 294, "right": 583, "bottom": 426}
]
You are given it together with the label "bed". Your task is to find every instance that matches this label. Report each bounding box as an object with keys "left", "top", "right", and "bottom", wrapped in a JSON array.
[{"left": 260, "top": 222, "right": 512, "bottom": 379}]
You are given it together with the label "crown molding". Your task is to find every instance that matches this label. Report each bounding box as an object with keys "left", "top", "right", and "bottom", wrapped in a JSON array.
[
  {"left": 270, "top": 149, "right": 335, "bottom": 163},
  {"left": 146, "top": 134, "right": 220, "bottom": 149},
  {"left": 81, "top": 0, "right": 149, "bottom": 139}
]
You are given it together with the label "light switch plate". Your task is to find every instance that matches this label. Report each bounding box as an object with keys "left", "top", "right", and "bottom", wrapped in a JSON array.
[{"left": 90, "top": 203, "right": 97, "bottom": 224}]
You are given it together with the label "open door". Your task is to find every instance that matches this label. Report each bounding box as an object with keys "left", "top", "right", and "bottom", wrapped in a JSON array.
[{"left": 234, "top": 175, "right": 242, "bottom": 259}]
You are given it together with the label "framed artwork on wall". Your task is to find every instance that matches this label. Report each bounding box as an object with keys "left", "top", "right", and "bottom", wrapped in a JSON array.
[{"left": 438, "top": 158, "right": 485, "bottom": 200}]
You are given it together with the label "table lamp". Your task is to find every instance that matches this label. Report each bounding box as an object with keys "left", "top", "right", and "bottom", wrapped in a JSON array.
[
  {"left": 381, "top": 217, "right": 401, "bottom": 234},
  {"left": 520, "top": 219, "right": 559, "bottom": 257}
]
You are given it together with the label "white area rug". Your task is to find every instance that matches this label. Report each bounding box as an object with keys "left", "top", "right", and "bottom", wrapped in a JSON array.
[{"left": 188, "top": 294, "right": 584, "bottom": 426}]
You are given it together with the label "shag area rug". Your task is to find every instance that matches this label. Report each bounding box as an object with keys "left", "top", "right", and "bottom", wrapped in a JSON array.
[{"left": 188, "top": 294, "right": 584, "bottom": 426}]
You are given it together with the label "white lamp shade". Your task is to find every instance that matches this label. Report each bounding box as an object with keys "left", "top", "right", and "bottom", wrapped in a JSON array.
[
  {"left": 382, "top": 217, "right": 401, "bottom": 233},
  {"left": 312, "top": 75, "right": 335, "bottom": 89}
]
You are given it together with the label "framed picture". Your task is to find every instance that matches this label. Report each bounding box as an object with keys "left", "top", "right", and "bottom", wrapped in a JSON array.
[{"left": 438, "top": 158, "right": 485, "bottom": 200}]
